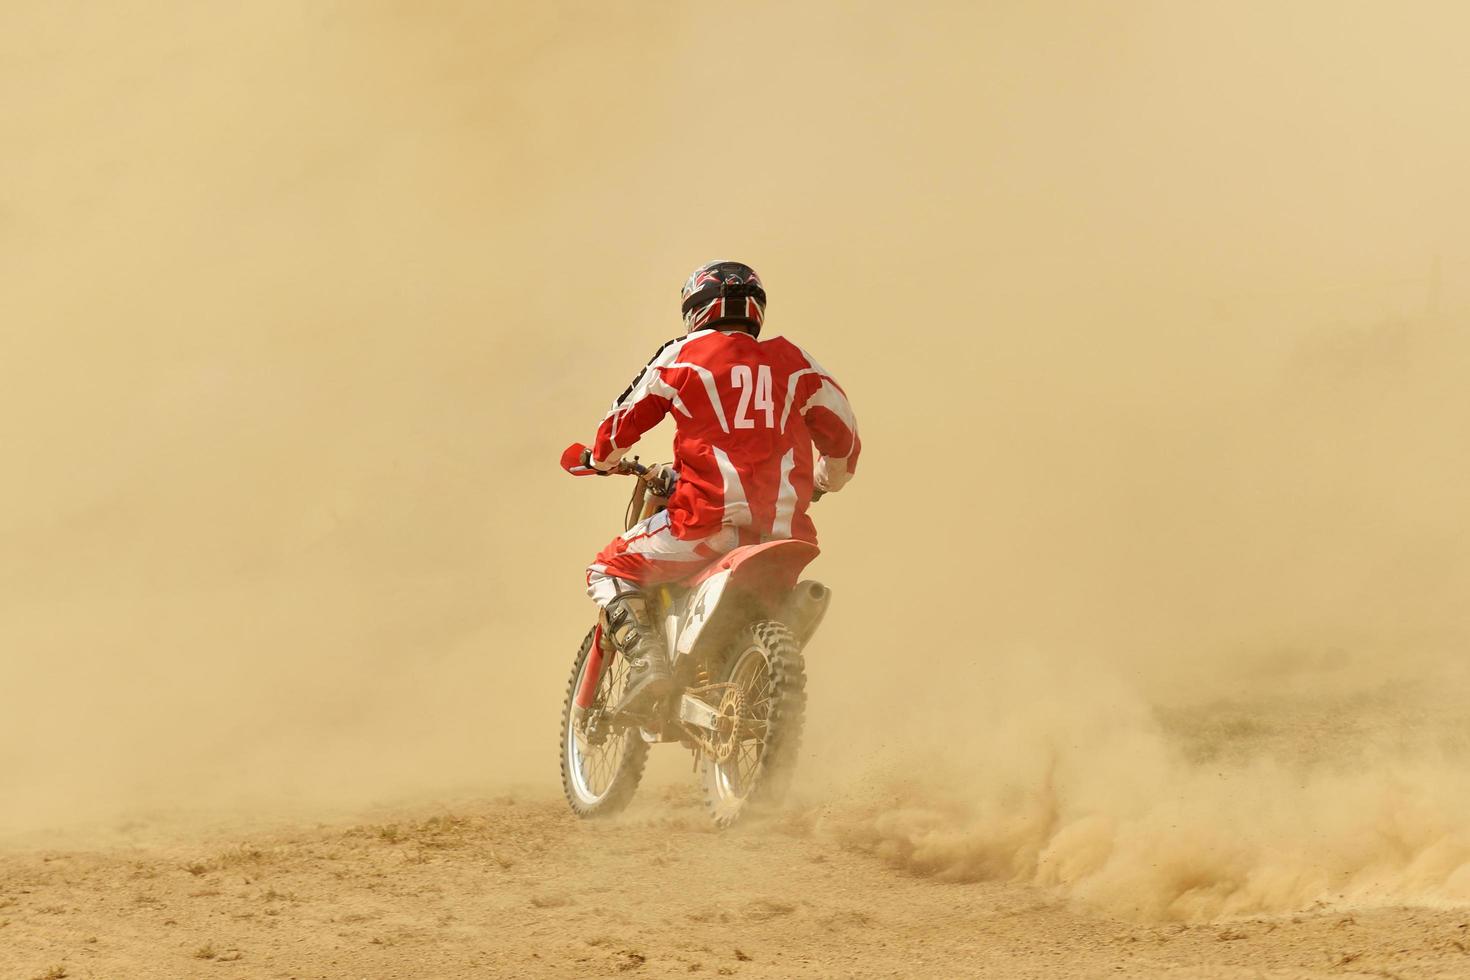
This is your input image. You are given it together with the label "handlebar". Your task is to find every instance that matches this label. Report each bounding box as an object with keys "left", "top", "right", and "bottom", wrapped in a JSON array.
[
  {"left": 581, "top": 447, "right": 650, "bottom": 479},
  {"left": 589, "top": 451, "right": 675, "bottom": 499}
]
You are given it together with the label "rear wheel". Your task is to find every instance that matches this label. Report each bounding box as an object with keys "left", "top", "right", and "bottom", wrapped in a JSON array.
[
  {"left": 700, "top": 620, "right": 806, "bottom": 828},
  {"left": 560, "top": 627, "right": 648, "bottom": 817}
]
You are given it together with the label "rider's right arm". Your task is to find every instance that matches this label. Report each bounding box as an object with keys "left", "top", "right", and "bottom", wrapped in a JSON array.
[
  {"left": 590, "top": 336, "right": 687, "bottom": 471},
  {"left": 793, "top": 347, "right": 861, "bottom": 494}
]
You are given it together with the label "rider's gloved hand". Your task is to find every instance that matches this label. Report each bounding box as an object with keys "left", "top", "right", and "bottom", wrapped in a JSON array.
[
  {"left": 814, "top": 455, "right": 851, "bottom": 494},
  {"left": 581, "top": 448, "right": 616, "bottom": 476}
]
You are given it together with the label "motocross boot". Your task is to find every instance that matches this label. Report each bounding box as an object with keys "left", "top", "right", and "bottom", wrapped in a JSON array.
[{"left": 602, "top": 592, "right": 672, "bottom": 717}]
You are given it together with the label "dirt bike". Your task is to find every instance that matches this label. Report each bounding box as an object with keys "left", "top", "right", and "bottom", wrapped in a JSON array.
[{"left": 556, "top": 442, "right": 831, "bottom": 828}]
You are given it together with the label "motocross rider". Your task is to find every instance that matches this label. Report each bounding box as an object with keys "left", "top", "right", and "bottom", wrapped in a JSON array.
[{"left": 583, "top": 260, "right": 861, "bottom": 716}]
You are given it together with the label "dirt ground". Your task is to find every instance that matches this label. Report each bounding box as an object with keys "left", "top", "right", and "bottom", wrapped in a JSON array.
[{"left": 5, "top": 788, "right": 1470, "bottom": 980}]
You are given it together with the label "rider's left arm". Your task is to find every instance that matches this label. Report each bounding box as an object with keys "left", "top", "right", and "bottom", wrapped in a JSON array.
[{"left": 590, "top": 342, "right": 683, "bottom": 471}]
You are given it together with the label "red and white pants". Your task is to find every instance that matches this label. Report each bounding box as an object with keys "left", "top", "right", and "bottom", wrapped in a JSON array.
[{"left": 585, "top": 510, "right": 740, "bottom": 608}]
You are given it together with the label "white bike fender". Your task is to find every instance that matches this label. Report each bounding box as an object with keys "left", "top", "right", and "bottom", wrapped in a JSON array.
[{"left": 674, "top": 570, "right": 731, "bottom": 658}]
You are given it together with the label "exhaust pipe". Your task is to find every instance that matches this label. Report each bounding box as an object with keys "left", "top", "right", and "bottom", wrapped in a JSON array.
[{"left": 780, "top": 580, "right": 830, "bottom": 647}]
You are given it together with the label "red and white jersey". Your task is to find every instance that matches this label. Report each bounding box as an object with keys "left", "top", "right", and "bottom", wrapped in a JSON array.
[{"left": 591, "top": 329, "right": 860, "bottom": 544}]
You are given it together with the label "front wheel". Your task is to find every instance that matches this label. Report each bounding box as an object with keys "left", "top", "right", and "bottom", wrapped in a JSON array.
[
  {"left": 700, "top": 620, "right": 807, "bottom": 828},
  {"left": 560, "top": 627, "right": 648, "bottom": 817}
]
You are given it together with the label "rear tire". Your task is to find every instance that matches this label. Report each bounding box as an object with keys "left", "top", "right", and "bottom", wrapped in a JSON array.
[
  {"left": 700, "top": 620, "right": 806, "bottom": 828},
  {"left": 560, "top": 627, "right": 648, "bottom": 817}
]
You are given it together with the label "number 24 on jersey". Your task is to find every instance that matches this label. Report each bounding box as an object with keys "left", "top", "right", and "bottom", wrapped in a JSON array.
[{"left": 730, "top": 364, "right": 774, "bottom": 429}]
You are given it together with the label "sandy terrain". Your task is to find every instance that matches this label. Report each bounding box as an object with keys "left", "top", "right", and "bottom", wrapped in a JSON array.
[
  {"left": 7, "top": 790, "right": 1470, "bottom": 980},
  {"left": 7, "top": 678, "right": 1470, "bottom": 980}
]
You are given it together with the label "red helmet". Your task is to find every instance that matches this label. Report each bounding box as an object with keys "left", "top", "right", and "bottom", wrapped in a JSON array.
[{"left": 680, "top": 260, "right": 766, "bottom": 336}]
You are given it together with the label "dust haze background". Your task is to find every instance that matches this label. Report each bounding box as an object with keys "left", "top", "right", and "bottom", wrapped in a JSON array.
[{"left": 3, "top": 1, "right": 1469, "bottom": 920}]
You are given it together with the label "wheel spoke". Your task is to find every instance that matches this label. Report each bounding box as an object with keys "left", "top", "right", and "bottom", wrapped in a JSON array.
[
  {"left": 593, "top": 746, "right": 609, "bottom": 791},
  {"left": 591, "top": 731, "right": 622, "bottom": 791},
  {"left": 738, "top": 718, "right": 769, "bottom": 738}
]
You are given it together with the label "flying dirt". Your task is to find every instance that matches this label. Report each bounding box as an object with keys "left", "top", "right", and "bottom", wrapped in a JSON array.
[{"left": 3, "top": 2, "right": 1470, "bottom": 978}]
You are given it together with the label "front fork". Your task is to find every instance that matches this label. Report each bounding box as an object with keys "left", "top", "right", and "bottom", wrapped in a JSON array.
[{"left": 574, "top": 624, "right": 608, "bottom": 710}]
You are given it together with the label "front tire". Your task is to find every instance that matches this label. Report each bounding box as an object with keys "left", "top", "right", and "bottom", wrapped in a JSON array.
[
  {"left": 560, "top": 627, "right": 648, "bottom": 817},
  {"left": 700, "top": 620, "right": 807, "bottom": 828}
]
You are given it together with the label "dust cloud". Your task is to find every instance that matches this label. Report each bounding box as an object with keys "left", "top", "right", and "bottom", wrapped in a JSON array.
[{"left": 3, "top": 0, "right": 1469, "bottom": 922}]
